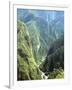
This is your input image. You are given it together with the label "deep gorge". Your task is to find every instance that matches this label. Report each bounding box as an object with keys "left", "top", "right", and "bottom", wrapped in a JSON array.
[{"left": 17, "top": 9, "right": 64, "bottom": 80}]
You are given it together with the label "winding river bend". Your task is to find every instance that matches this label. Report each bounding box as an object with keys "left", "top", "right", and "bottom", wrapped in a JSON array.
[
  {"left": 38, "top": 64, "right": 49, "bottom": 80},
  {"left": 40, "top": 71, "right": 48, "bottom": 80}
]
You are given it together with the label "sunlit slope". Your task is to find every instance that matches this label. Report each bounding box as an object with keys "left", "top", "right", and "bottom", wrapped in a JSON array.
[{"left": 17, "top": 21, "right": 42, "bottom": 80}]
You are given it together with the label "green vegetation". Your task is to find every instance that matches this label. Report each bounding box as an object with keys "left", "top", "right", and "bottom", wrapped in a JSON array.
[
  {"left": 39, "top": 36, "right": 64, "bottom": 79},
  {"left": 17, "top": 21, "right": 42, "bottom": 80},
  {"left": 48, "top": 68, "right": 64, "bottom": 79}
]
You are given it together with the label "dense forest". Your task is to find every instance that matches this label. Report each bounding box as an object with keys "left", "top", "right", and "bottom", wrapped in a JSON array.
[{"left": 17, "top": 9, "right": 64, "bottom": 80}]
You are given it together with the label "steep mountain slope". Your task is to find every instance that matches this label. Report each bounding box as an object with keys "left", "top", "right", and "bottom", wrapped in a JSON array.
[
  {"left": 17, "top": 9, "right": 64, "bottom": 64},
  {"left": 17, "top": 21, "right": 42, "bottom": 80},
  {"left": 39, "top": 36, "right": 64, "bottom": 78},
  {"left": 26, "top": 19, "right": 48, "bottom": 64}
]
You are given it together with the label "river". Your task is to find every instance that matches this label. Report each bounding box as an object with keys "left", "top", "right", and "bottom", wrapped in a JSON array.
[{"left": 40, "top": 71, "right": 48, "bottom": 79}]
